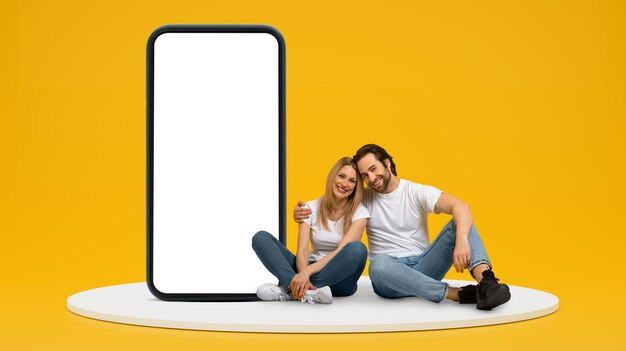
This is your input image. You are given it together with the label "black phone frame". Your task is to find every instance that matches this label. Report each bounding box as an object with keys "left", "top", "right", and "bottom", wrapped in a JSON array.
[{"left": 146, "top": 24, "right": 286, "bottom": 301}]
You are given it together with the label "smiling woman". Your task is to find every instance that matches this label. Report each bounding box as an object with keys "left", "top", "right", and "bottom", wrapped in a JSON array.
[{"left": 251, "top": 157, "right": 370, "bottom": 304}]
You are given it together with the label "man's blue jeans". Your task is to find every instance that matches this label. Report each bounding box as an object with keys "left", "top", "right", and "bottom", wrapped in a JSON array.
[
  {"left": 252, "top": 231, "right": 368, "bottom": 296},
  {"left": 368, "top": 220, "right": 491, "bottom": 303}
]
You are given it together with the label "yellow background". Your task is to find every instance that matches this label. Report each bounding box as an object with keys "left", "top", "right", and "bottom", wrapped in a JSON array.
[{"left": 1, "top": 0, "right": 625, "bottom": 349}]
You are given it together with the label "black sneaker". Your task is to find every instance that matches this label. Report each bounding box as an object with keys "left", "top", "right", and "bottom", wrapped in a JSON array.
[
  {"left": 458, "top": 284, "right": 477, "bottom": 304},
  {"left": 476, "top": 270, "right": 511, "bottom": 310}
]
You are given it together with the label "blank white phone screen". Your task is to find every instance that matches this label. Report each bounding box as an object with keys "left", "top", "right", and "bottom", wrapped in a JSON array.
[{"left": 152, "top": 32, "right": 280, "bottom": 294}]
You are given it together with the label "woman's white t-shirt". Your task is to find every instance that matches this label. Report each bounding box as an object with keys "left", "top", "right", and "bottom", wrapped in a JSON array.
[{"left": 302, "top": 198, "right": 370, "bottom": 261}]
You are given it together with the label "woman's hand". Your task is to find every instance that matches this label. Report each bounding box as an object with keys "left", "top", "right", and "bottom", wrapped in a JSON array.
[
  {"left": 453, "top": 237, "right": 471, "bottom": 273},
  {"left": 288, "top": 272, "right": 316, "bottom": 300}
]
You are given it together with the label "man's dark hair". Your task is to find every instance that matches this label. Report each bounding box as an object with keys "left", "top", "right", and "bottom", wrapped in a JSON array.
[{"left": 353, "top": 144, "right": 397, "bottom": 176}]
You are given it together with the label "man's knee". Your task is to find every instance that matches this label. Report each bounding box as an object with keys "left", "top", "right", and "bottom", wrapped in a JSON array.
[
  {"left": 371, "top": 281, "right": 399, "bottom": 299},
  {"left": 368, "top": 256, "right": 406, "bottom": 299},
  {"left": 368, "top": 254, "right": 394, "bottom": 282},
  {"left": 438, "top": 220, "right": 458, "bottom": 244},
  {"left": 371, "top": 282, "right": 386, "bottom": 298},
  {"left": 444, "top": 219, "right": 456, "bottom": 230}
]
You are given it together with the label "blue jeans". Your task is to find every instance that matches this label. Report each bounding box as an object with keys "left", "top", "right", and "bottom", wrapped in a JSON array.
[
  {"left": 251, "top": 231, "right": 368, "bottom": 296},
  {"left": 368, "top": 220, "right": 491, "bottom": 303}
]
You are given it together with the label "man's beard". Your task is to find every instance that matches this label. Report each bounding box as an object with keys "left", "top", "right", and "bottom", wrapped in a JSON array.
[{"left": 371, "top": 168, "right": 392, "bottom": 193}]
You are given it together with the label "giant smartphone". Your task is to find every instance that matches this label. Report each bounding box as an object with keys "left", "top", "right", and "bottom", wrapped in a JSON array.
[{"left": 147, "top": 25, "right": 286, "bottom": 301}]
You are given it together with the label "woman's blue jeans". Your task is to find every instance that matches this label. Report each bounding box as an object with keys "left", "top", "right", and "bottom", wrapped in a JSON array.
[
  {"left": 368, "top": 219, "right": 492, "bottom": 303},
  {"left": 251, "top": 231, "right": 368, "bottom": 296}
]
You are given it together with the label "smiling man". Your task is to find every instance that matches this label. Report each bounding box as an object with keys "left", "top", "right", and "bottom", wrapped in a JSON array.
[{"left": 295, "top": 144, "right": 511, "bottom": 310}]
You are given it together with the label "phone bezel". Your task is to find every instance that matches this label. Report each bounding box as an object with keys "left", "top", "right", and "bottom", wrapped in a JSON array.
[{"left": 146, "top": 24, "right": 286, "bottom": 301}]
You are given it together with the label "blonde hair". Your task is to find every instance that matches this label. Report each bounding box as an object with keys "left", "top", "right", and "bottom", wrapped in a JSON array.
[{"left": 316, "top": 157, "right": 364, "bottom": 234}]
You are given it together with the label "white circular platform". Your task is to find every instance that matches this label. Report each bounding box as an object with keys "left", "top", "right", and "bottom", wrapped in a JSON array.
[{"left": 67, "top": 277, "right": 558, "bottom": 333}]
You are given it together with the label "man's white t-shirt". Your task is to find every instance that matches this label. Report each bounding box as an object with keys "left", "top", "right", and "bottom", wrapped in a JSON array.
[
  {"left": 303, "top": 198, "right": 370, "bottom": 261},
  {"left": 362, "top": 179, "right": 442, "bottom": 258}
]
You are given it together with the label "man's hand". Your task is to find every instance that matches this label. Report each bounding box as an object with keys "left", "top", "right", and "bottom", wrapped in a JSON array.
[
  {"left": 293, "top": 201, "right": 312, "bottom": 224},
  {"left": 453, "top": 237, "right": 471, "bottom": 273},
  {"left": 288, "top": 272, "right": 316, "bottom": 300}
]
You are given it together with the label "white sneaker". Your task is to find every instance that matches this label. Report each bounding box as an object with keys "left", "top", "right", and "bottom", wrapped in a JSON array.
[
  {"left": 256, "top": 284, "right": 293, "bottom": 301},
  {"left": 301, "top": 286, "right": 333, "bottom": 304}
]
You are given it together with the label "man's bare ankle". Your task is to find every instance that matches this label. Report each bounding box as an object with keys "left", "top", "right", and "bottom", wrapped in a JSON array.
[
  {"left": 447, "top": 287, "right": 460, "bottom": 302},
  {"left": 472, "top": 264, "right": 490, "bottom": 283}
]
